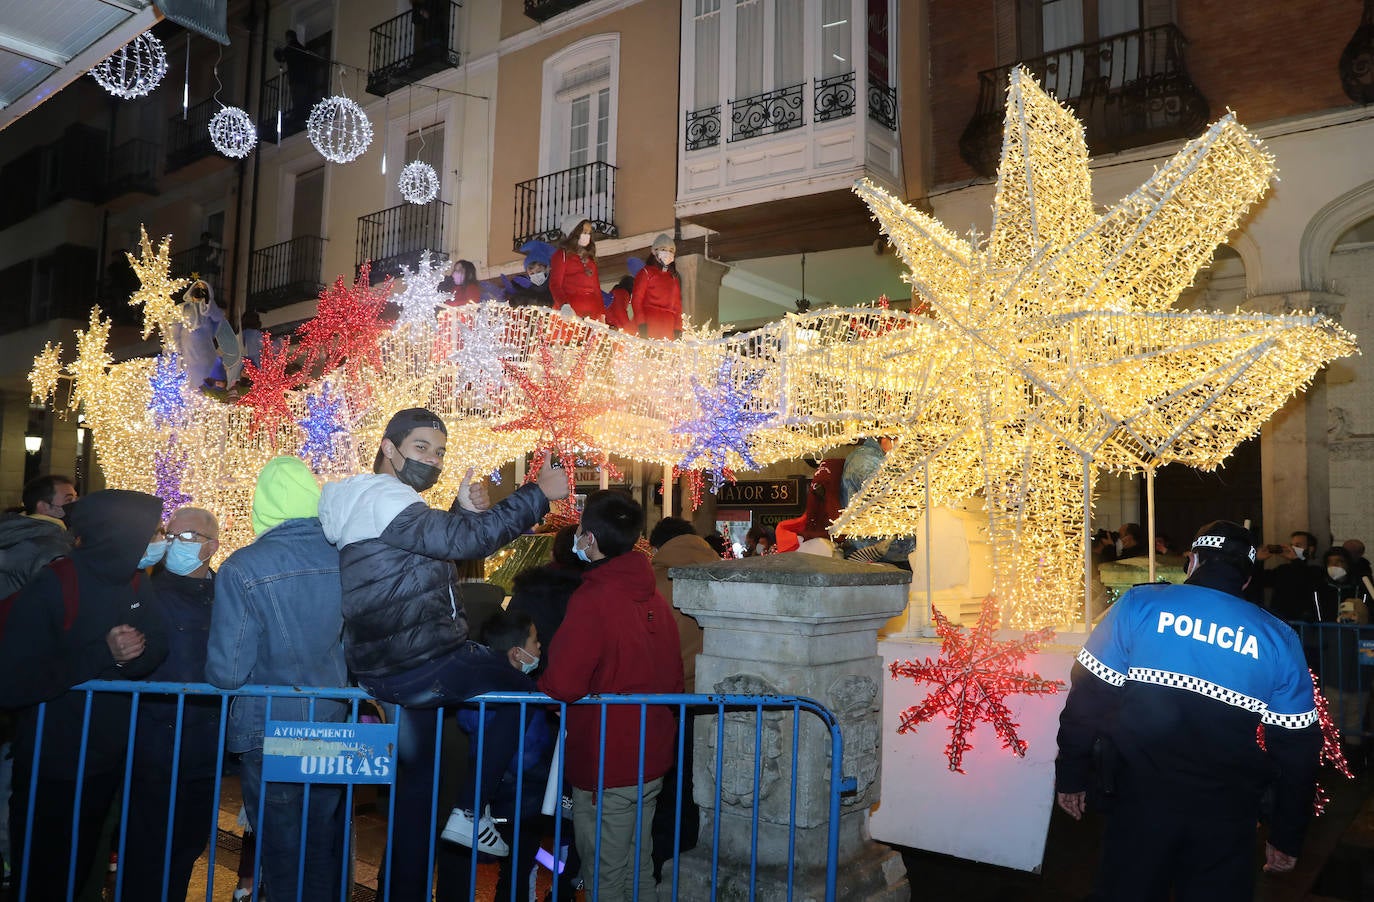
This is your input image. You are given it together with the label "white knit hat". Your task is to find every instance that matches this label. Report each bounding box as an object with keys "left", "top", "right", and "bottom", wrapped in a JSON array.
[
  {"left": 652, "top": 233, "right": 676, "bottom": 253},
  {"left": 561, "top": 214, "right": 588, "bottom": 239}
]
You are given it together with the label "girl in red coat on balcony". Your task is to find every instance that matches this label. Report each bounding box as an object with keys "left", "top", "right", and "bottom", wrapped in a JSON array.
[
  {"left": 632, "top": 233, "right": 683, "bottom": 339},
  {"left": 550, "top": 215, "right": 604, "bottom": 321},
  {"left": 445, "top": 259, "right": 482, "bottom": 306}
]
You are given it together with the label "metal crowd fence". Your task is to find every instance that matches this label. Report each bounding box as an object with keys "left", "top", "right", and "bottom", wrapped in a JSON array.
[
  {"left": 4, "top": 683, "right": 849, "bottom": 902},
  {"left": 1287, "top": 621, "right": 1374, "bottom": 743}
]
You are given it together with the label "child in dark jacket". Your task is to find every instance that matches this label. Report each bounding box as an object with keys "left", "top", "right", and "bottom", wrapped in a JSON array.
[{"left": 440, "top": 610, "right": 558, "bottom": 902}]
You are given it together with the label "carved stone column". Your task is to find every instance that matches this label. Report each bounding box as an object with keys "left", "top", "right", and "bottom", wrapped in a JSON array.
[{"left": 669, "top": 554, "right": 911, "bottom": 901}]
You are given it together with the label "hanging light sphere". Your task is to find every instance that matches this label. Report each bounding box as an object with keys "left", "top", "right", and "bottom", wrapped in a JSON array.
[
  {"left": 399, "top": 160, "right": 440, "bottom": 205},
  {"left": 89, "top": 31, "right": 168, "bottom": 99},
  {"left": 307, "top": 96, "right": 374, "bottom": 163},
  {"left": 208, "top": 106, "right": 257, "bottom": 159}
]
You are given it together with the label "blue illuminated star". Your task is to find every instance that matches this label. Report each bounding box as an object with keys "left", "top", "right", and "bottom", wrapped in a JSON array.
[
  {"left": 153, "top": 441, "right": 193, "bottom": 518},
  {"left": 297, "top": 382, "right": 347, "bottom": 469},
  {"left": 147, "top": 352, "right": 188, "bottom": 429},
  {"left": 675, "top": 358, "right": 776, "bottom": 492}
]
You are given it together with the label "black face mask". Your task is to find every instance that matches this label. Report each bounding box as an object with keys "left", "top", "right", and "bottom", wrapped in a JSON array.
[{"left": 395, "top": 455, "right": 441, "bottom": 492}]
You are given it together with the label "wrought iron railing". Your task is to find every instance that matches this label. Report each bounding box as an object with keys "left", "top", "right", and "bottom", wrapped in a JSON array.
[
  {"left": 170, "top": 243, "right": 226, "bottom": 302},
  {"left": 104, "top": 139, "right": 159, "bottom": 200},
  {"left": 258, "top": 73, "right": 318, "bottom": 143},
  {"left": 512, "top": 161, "right": 617, "bottom": 252},
  {"left": 523, "top": 0, "right": 593, "bottom": 22},
  {"left": 166, "top": 98, "right": 221, "bottom": 171},
  {"left": 868, "top": 82, "right": 898, "bottom": 130},
  {"left": 685, "top": 105, "right": 721, "bottom": 151},
  {"left": 366, "top": 1, "right": 461, "bottom": 97},
  {"left": 249, "top": 236, "right": 327, "bottom": 310},
  {"left": 958, "top": 24, "right": 1208, "bottom": 177},
  {"left": 814, "top": 72, "right": 856, "bottom": 123},
  {"left": 357, "top": 201, "right": 450, "bottom": 284},
  {"left": 729, "top": 83, "right": 805, "bottom": 141}
]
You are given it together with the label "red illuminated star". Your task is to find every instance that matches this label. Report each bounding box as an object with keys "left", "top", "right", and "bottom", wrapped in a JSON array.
[
  {"left": 298, "top": 262, "right": 392, "bottom": 380},
  {"left": 891, "top": 595, "right": 1063, "bottom": 773},
  {"left": 494, "top": 332, "right": 609, "bottom": 484},
  {"left": 236, "top": 333, "right": 304, "bottom": 442}
]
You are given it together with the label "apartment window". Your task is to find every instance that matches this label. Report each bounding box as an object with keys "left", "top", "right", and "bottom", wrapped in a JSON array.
[
  {"left": 541, "top": 35, "right": 619, "bottom": 177},
  {"left": 693, "top": 0, "right": 721, "bottom": 112},
  {"left": 821, "top": 0, "right": 851, "bottom": 78},
  {"left": 734, "top": 0, "right": 804, "bottom": 99}
]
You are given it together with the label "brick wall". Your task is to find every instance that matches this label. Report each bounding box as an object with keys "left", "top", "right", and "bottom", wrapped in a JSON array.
[{"left": 928, "top": 0, "right": 1364, "bottom": 187}]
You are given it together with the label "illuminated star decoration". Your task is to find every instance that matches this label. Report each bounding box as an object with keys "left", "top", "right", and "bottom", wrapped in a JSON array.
[
  {"left": 297, "top": 262, "right": 392, "bottom": 381},
  {"left": 391, "top": 250, "right": 452, "bottom": 334},
  {"left": 69, "top": 309, "right": 113, "bottom": 411},
  {"left": 448, "top": 303, "right": 517, "bottom": 400},
  {"left": 1257, "top": 669, "right": 1352, "bottom": 816},
  {"left": 495, "top": 332, "right": 609, "bottom": 485},
  {"left": 237, "top": 333, "right": 303, "bottom": 442},
  {"left": 836, "top": 68, "right": 1359, "bottom": 628},
  {"left": 153, "top": 441, "right": 194, "bottom": 518},
  {"left": 126, "top": 225, "right": 191, "bottom": 339},
  {"left": 297, "top": 381, "right": 347, "bottom": 469},
  {"left": 29, "top": 342, "right": 64, "bottom": 405},
  {"left": 890, "top": 595, "right": 1063, "bottom": 773},
  {"left": 675, "top": 358, "right": 775, "bottom": 492},
  {"left": 147, "top": 352, "right": 188, "bottom": 429}
]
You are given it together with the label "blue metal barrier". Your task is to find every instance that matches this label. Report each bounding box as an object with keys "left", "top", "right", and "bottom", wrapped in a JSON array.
[
  {"left": 1287, "top": 621, "right": 1374, "bottom": 742},
  {"left": 6, "top": 683, "right": 849, "bottom": 902}
]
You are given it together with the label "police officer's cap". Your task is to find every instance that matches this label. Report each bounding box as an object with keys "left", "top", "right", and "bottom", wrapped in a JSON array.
[{"left": 1191, "top": 520, "right": 1256, "bottom": 564}]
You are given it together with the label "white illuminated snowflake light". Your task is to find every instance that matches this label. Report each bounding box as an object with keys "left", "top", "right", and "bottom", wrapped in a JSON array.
[
  {"left": 209, "top": 106, "right": 257, "bottom": 158},
  {"left": 399, "top": 160, "right": 440, "bottom": 205},
  {"left": 90, "top": 32, "right": 168, "bottom": 100}
]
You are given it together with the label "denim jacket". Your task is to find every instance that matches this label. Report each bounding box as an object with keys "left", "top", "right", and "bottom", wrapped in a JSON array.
[{"left": 206, "top": 518, "right": 349, "bottom": 753}]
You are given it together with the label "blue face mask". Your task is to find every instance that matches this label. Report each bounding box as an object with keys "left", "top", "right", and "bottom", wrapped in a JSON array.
[
  {"left": 164, "top": 538, "right": 206, "bottom": 576},
  {"left": 139, "top": 538, "right": 168, "bottom": 569}
]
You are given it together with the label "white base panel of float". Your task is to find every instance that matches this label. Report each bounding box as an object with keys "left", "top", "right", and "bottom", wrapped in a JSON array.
[{"left": 869, "top": 636, "right": 1079, "bottom": 872}]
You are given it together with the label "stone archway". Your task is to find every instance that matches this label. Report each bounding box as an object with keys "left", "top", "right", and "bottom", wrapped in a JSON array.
[{"left": 1323, "top": 211, "right": 1374, "bottom": 549}]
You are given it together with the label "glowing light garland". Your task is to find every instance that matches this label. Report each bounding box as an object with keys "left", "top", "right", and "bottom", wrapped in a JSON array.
[
  {"left": 675, "top": 358, "right": 775, "bottom": 492},
  {"left": 126, "top": 227, "right": 191, "bottom": 340},
  {"left": 209, "top": 106, "right": 257, "bottom": 158},
  {"left": 307, "top": 95, "right": 373, "bottom": 163},
  {"left": 30, "top": 342, "right": 63, "bottom": 405},
  {"left": 399, "top": 160, "right": 440, "bottom": 204},
  {"left": 890, "top": 596, "right": 1063, "bottom": 773},
  {"left": 298, "top": 382, "right": 348, "bottom": 470},
  {"left": 147, "top": 352, "right": 188, "bottom": 429},
  {"left": 89, "top": 32, "right": 167, "bottom": 99},
  {"left": 1257, "top": 669, "right": 1353, "bottom": 816}
]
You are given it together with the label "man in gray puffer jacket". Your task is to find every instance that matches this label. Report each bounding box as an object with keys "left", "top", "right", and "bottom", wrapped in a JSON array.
[
  {"left": 319, "top": 407, "right": 568, "bottom": 894},
  {"left": 0, "top": 475, "right": 77, "bottom": 598}
]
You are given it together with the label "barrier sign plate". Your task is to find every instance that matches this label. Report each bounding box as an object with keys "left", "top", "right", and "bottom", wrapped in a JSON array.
[{"left": 262, "top": 720, "right": 398, "bottom": 784}]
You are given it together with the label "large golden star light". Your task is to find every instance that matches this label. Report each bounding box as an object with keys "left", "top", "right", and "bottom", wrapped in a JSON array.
[
  {"left": 126, "top": 225, "right": 191, "bottom": 340},
  {"left": 832, "top": 68, "right": 1357, "bottom": 628}
]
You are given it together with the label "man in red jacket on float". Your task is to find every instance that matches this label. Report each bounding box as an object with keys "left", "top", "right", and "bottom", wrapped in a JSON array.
[{"left": 539, "top": 490, "right": 684, "bottom": 902}]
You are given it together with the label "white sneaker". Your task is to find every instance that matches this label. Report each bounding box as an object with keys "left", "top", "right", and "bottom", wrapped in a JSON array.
[{"left": 440, "top": 806, "right": 510, "bottom": 856}]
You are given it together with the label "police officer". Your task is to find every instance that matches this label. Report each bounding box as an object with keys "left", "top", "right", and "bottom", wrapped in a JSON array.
[{"left": 1055, "top": 519, "right": 1322, "bottom": 901}]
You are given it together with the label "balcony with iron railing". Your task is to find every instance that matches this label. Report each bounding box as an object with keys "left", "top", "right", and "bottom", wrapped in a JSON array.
[
  {"left": 357, "top": 201, "right": 450, "bottom": 284},
  {"left": 366, "top": 2, "right": 461, "bottom": 97},
  {"left": 259, "top": 72, "right": 328, "bottom": 143},
  {"left": 524, "top": 0, "right": 593, "bottom": 22},
  {"left": 249, "top": 236, "right": 327, "bottom": 311},
  {"left": 170, "top": 243, "right": 225, "bottom": 302},
  {"left": 167, "top": 98, "right": 222, "bottom": 172},
  {"left": 512, "top": 161, "right": 617, "bottom": 252},
  {"left": 958, "top": 24, "right": 1209, "bottom": 178},
  {"left": 103, "top": 139, "right": 159, "bottom": 202}
]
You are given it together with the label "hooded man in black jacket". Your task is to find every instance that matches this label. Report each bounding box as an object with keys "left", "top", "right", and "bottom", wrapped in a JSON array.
[{"left": 1, "top": 489, "right": 168, "bottom": 902}]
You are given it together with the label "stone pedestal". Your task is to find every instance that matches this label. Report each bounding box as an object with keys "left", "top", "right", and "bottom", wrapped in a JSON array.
[{"left": 668, "top": 554, "right": 911, "bottom": 901}]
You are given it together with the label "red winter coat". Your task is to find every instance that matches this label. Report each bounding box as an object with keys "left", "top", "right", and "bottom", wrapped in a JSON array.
[
  {"left": 606, "top": 285, "right": 634, "bottom": 332},
  {"left": 539, "top": 550, "right": 684, "bottom": 789},
  {"left": 550, "top": 249, "right": 604, "bottom": 320},
  {"left": 445, "top": 282, "right": 482, "bottom": 307},
  {"left": 631, "top": 265, "right": 682, "bottom": 338}
]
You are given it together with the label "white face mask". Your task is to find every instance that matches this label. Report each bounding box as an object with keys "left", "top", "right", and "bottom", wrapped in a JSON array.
[
  {"left": 1292, "top": 545, "right": 1306, "bottom": 560},
  {"left": 529, "top": 270, "right": 548, "bottom": 286},
  {"left": 1329, "top": 566, "right": 1347, "bottom": 581},
  {"left": 577, "top": 232, "right": 591, "bottom": 248},
  {"left": 656, "top": 250, "right": 674, "bottom": 266},
  {"left": 515, "top": 647, "right": 540, "bottom": 675}
]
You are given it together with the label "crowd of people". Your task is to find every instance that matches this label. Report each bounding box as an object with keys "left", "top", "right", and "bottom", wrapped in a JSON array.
[{"left": 0, "top": 408, "right": 699, "bottom": 902}]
